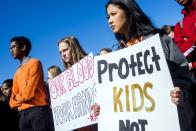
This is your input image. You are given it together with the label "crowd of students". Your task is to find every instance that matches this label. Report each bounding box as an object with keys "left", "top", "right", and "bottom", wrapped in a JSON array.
[{"left": 0, "top": 0, "right": 196, "bottom": 131}]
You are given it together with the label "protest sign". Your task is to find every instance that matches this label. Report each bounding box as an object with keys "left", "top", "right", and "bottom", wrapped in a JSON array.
[
  {"left": 94, "top": 34, "right": 180, "bottom": 131},
  {"left": 49, "top": 53, "right": 97, "bottom": 131}
]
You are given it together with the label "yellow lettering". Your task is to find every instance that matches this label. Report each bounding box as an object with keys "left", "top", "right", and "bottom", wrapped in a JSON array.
[
  {"left": 131, "top": 84, "right": 144, "bottom": 112},
  {"left": 125, "top": 85, "right": 131, "bottom": 111},
  {"left": 113, "top": 86, "right": 123, "bottom": 112},
  {"left": 143, "top": 82, "right": 155, "bottom": 112},
  {"left": 112, "top": 82, "right": 155, "bottom": 113}
]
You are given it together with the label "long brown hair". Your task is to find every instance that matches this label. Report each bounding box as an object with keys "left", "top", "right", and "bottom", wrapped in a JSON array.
[{"left": 58, "top": 36, "right": 87, "bottom": 70}]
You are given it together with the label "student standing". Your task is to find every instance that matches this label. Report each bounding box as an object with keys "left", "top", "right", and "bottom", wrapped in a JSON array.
[
  {"left": 47, "top": 65, "right": 62, "bottom": 80},
  {"left": 0, "top": 79, "right": 20, "bottom": 131},
  {"left": 92, "top": 0, "right": 195, "bottom": 131},
  {"left": 174, "top": 0, "right": 196, "bottom": 130},
  {"left": 58, "top": 36, "right": 97, "bottom": 131},
  {"left": 9, "top": 36, "right": 54, "bottom": 131}
]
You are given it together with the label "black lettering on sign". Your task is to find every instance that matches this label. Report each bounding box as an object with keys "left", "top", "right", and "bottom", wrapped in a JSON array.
[
  {"left": 119, "top": 119, "right": 148, "bottom": 131},
  {"left": 97, "top": 46, "right": 161, "bottom": 84}
]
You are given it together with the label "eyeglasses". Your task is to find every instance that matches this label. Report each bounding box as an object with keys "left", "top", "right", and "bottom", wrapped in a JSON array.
[{"left": 10, "top": 45, "right": 20, "bottom": 51}]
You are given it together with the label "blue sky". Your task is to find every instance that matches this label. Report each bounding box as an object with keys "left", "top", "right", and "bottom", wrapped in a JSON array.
[{"left": 0, "top": 0, "right": 183, "bottom": 84}]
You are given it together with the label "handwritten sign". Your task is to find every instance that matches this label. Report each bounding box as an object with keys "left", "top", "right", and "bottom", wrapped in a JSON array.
[
  {"left": 94, "top": 34, "right": 180, "bottom": 131},
  {"left": 49, "top": 53, "right": 97, "bottom": 131}
]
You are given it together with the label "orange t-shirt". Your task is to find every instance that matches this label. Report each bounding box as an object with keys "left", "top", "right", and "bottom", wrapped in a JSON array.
[{"left": 9, "top": 58, "right": 48, "bottom": 111}]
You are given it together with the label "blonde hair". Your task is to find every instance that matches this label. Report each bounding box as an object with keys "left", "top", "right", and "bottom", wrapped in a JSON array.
[
  {"left": 48, "top": 65, "right": 62, "bottom": 79},
  {"left": 58, "top": 36, "right": 87, "bottom": 70}
]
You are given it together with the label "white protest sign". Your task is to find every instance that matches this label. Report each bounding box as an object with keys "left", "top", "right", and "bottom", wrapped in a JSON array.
[
  {"left": 94, "top": 34, "right": 180, "bottom": 131},
  {"left": 49, "top": 53, "right": 97, "bottom": 131}
]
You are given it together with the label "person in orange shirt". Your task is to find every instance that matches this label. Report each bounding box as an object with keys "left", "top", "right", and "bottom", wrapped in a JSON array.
[{"left": 9, "top": 36, "right": 54, "bottom": 131}]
